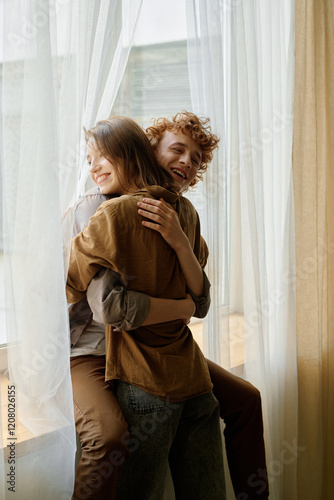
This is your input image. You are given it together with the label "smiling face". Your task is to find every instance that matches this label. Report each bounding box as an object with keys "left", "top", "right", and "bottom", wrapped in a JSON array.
[
  {"left": 154, "top": 131, "right": 202, "bottom": 192},
  {"left": 87, "top": 140, "right": 128, "bottom": 195}
]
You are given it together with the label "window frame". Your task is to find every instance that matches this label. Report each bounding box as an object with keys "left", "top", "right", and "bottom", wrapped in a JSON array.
[{"left": 0, "top": 345, "right": 8, "bottom": 372}]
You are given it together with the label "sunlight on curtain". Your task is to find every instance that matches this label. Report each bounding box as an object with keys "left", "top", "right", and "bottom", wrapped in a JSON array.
[
  {"left": 0, "top": 1, "right": 142, "bottom": 498},
  {"left": 186, "top": 1, "right": 297, "bottom": 498},
  {"left": 293, "top": 0, "right": 334, "bottom": 498}
]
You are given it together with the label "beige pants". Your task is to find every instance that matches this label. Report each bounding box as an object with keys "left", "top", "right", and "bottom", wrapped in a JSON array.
[{"left": 70, "top": 355, "right": 130, "bottom": 500}]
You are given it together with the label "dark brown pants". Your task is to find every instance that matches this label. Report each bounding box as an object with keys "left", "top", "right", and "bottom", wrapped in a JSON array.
[
  {"left": 71, "top": 356, "right": 268, "bottom": 500},
  {"left": 206, "top": 359, "right": 269, "bottom": 499}
]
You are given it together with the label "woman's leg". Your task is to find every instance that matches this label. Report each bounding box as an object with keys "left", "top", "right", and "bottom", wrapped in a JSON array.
[
  {"left": 115, "top": 382, "right": 225, "bottom": 500},
  {"left": 70, "top": 356, "right": 130, "bottom": 500},
  {"left": 169, "top": 391, "right": 226, "bottom": 500},
  {"left": 114, "top": 381, "right": 183, "bottom": 500},
  {"left": 206, "top": 358, "right": 269, "bottom": 500}
]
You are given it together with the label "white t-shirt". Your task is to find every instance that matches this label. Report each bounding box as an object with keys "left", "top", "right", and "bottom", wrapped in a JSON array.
[{"left": 70, "top": 320, "right": 105, "bottom": 357}]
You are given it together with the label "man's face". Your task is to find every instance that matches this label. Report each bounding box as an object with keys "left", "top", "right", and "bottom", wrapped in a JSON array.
[{"left": 154, "top": 131, "right": 202, "bottom": 192}]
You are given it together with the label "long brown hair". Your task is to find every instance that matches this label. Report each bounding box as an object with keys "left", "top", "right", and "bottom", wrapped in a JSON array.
[{"left": 85, "top": 116, "right": 173, "bottom": 193}]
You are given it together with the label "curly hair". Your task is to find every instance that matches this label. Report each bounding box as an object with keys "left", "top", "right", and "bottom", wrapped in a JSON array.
[{"left": 145, "top": 111, "right": 219, "bottom": 187}]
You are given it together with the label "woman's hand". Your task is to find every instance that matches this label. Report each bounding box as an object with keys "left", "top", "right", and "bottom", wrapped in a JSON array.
[
  {"left": 138, "top": 197, "right": 204, "bottom": 297},
  {"left": 137, "top": 198, "right": 188, "bottom": 251}
]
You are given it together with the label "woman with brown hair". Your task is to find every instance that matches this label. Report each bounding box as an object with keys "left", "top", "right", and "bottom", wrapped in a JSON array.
[{"left": 67, "top": 115, "right": 225, "bottom": 500}]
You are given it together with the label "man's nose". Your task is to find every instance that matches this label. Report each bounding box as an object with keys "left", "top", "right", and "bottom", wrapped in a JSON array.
[{"left": 179, "top": 153, "right": 191, "bottom": 168}]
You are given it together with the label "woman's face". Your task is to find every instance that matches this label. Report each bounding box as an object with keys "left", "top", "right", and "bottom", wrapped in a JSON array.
[{"left": 87, "top": 140, "right": 127, "bottom": 195}]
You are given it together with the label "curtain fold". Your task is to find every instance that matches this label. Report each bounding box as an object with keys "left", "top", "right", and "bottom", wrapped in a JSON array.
[
  {"left": 0, "top": 1, "right": 142, "bottom": 498},
  {"left": 186, "top": 1, "right": 297, "bottom": 498},
  {"left": 293, "top": 0, "right": 334, "bottom": 498},
  {"left": 186, "top": 0, "right": 229, "bottom": 369}
]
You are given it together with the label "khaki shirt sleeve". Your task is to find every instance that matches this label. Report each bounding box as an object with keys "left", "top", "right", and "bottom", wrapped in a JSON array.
[
  {"left": 198, "top": 235, "right": 209, "bottom": 269},
  {"left": 86, "top": 268, "right": 151, "bottom": 331},
  {"left": 66, "top": 205, "right": 123, "bottom": 303},
  {"left": 190, "top": 217, "right": 211, "bottom": 317},
  {"left": 192, "top": 211, "right": 209, "bottom": 269},
  {"left": 186, "top": 269, "right": 211, "bottom": 318}
]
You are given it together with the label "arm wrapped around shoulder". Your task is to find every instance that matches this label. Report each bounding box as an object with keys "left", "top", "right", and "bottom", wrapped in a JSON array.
[{"left": 86, "top": 268, "right": 151, "bottom": 331}]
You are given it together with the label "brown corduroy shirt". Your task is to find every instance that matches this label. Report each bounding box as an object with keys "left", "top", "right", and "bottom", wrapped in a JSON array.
[{"left": 66, "top": 185, "right": 213, "bottom": 401}]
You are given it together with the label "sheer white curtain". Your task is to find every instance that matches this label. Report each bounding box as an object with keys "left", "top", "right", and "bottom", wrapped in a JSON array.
[
  {"left": 0, "top": 1, "right": 142, "bottom": 498},
  {"left": 186, "top": 1, "right": 297, "bottom": 499}
]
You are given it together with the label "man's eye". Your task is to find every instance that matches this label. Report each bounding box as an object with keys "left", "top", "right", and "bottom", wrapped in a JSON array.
[{"left": 173, "top": 148, "right": 182, "bottom": 153}]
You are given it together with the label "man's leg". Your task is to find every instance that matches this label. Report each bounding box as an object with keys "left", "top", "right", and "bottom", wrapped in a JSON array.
[
  {"left": 114, "top": 381, "right": 183, "bottom": 500},
  {"left": 169, "top": 391, "right": 226, "bottom": 500},
  {"left": 71, "top": 356, "right": 130, "bottom": 500},
  {"left": 206, "top": 358, "right": 269, "bottom": 500}
]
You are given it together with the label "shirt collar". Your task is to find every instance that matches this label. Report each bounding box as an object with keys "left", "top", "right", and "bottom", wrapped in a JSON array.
[{"left": 135, "top": 185, "right": 180, "bottom": 203}]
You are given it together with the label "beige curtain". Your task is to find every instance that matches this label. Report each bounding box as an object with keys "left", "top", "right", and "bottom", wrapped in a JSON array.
[{"left": 293, "top": 0, "right": 334, "bottom": 498}]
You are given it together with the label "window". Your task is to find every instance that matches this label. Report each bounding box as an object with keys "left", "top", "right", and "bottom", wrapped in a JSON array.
[
  {"left": 111, "top": 0, "right": 190, "bottom": 125},
  {"left": 111, "top": 40, "right": 192, "bottom": 125},
  {"left": 0, "top": 0, "right": 244, "bottom": 371}
]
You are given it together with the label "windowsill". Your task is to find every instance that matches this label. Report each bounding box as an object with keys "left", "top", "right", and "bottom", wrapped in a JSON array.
[
  {"left": 0, "top": 372, "right": 58, "bottom": 459},
  {"left": 0, "top": 345, "right": 8, "bottom": 373},
  {"left": 190, "top": 312, "right": 245, "bottom": 370}
]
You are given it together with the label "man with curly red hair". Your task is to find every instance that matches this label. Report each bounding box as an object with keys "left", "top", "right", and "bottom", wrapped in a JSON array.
[{"left": 142, "top": 111, "right": 269, "bottom": 500}]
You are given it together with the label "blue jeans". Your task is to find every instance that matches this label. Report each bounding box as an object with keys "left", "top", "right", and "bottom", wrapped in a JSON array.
[{"left": 115, "top": 381, "right": 226, "bottom": 500}]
